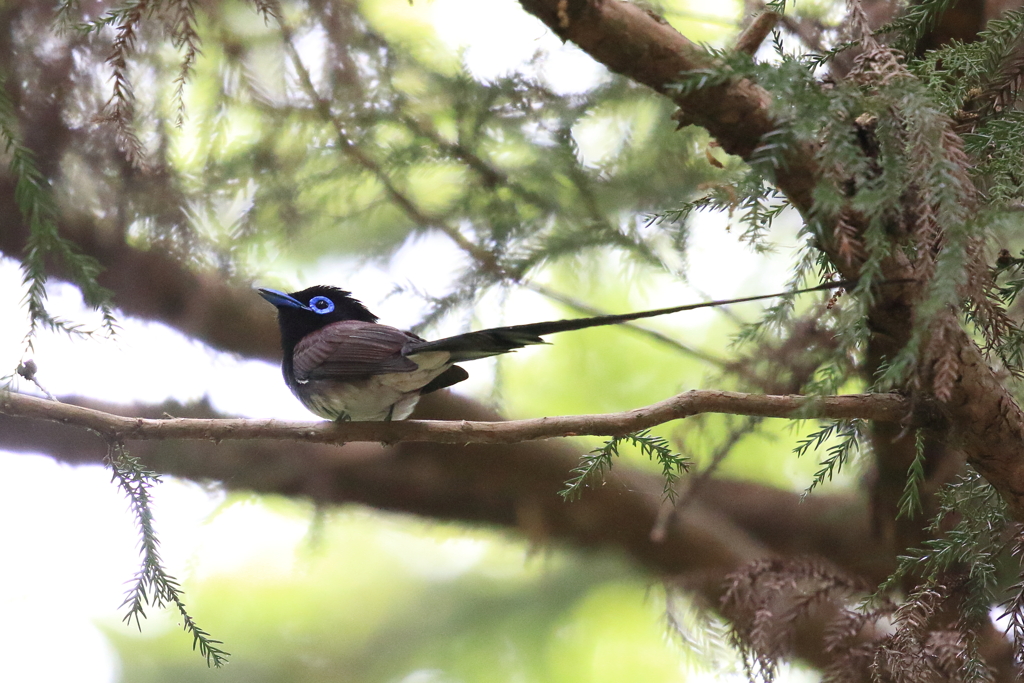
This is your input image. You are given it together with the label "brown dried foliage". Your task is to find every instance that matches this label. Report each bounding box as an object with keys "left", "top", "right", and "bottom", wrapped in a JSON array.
[
  {"left": 833, "top": 212, "right": 866, "bottom": 270},
  {"left": 721, "top": 557, "right": 1012, "bottom": 683},
  {"left": 721, "top": 558, "right": 869, "bottom": 682},
  {"left": 926, "top": 318, "right": 961, "bottom": 402}
]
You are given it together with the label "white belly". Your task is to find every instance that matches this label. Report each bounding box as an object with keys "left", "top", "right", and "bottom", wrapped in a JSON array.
[{"left": 298, "top": 351, "right": 451, "bottom": 421}]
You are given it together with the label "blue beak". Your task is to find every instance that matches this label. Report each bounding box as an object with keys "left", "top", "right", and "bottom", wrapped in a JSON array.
[{"left": 257, "top": 288, "right": 309, "bottom": 310}]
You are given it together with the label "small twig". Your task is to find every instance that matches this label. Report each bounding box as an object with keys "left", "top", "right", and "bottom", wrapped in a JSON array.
[
  {"left": 0, "top": 389, "right": 914, "bottom": 447},
  {"left": 277, "top": 22, "right": 502, "bottom": 274},
  {"left": 776, "top": 13, "right": 829, "bottom": 55},
  {"left": 398, "top": 110, "right": 555, "bottom": 213},
  {"left": 651, "top": 415, "right": 761, "bottom": 542}
]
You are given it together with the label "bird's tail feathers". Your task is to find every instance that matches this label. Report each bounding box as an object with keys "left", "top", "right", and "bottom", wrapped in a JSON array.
[
  {"left": 408, "top": 278, "right": 890, "bottom": 361},
  {"left": 408, "top": 330, "right": 548, "bottom": 362}
]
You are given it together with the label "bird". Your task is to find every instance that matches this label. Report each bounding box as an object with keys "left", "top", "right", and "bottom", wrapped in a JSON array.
[{"left": 258, "top": 280, "right": 859, "bottom": 422}]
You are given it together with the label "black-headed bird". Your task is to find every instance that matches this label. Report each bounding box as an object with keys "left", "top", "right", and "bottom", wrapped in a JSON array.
[{"left": 259, "top": 282, "right": 851, "bottom": 421}]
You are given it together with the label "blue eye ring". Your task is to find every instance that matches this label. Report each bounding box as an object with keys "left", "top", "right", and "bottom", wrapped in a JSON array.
[{"left": 308, "top": 296, "right": 335, "bottom": 314}]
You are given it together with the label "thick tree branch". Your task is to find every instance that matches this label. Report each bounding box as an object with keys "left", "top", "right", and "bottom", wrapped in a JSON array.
[
  {"left": 0, "top": 390, "right": 893, "bottom": 672},
  {"left": 1, "top": 391, "right": 1013, "bottom": 678},
  {"left": 734, "top": 11, "right": 780, "bottom": 56},
  {"left": 0, "top": 389, "right": 914, "bottom": 445},
  {"left": 0, "top": 392, "right": 889, "bottom": 580},
  {"left": 517, "top": 0, "right": 818, "bottom": 212},
  {"left": 0, "top": 178, "right": 281, "bottom": 362}
]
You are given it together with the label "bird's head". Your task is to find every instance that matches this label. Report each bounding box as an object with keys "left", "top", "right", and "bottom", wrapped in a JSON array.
[{"left": 258, "top": 285, "right": 379, "bottom": 349}]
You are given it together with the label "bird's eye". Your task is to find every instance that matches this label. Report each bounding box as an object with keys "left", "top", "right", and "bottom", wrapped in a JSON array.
[{"left": 308, "top": 296, "right": 335, "bottom": 314}]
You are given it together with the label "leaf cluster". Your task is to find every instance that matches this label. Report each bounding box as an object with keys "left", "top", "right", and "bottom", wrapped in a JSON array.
[
  {"left": 106, "top": 443, "right": 229, "bottom": 667},
  {"left": 794, "top": 417, "right": 864, "bottom": 495},
  {"left": 663, "top": 4, "right": 1024, "bottom": 678},
  {"left": 721, "top": 557, "right": 867, "bottom": 683},
  {"left": 560, "top": 429, "right": 690, "bottom": 502},
  {"left": 0, "top": 73, "right": 116, "bottom": 348}
]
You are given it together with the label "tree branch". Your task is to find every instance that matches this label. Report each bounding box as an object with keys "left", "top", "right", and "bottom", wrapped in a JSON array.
[
  {"left": 0, "top": 389, "right": 914, "bottom": 445},
  {"left": 278, "top": 22, "right": 503, "bottom": 274},
  {"left": 512, "top": 0, "right": 1024, "bottom": 530},
  {"left": 0, "top": 176, "right": 282, "bottom": 362},
  {"left": 5, "top": 391, "right": 1013, "bottom": 678},
  {"left": 734, "top": 11, "right": 780, "bottom": 56},
  {"left": 517, "top": 0, "right": 819, "bottom": 211},
  {"left": 0, "top": 392, "right": 890, "bottom": 578}
]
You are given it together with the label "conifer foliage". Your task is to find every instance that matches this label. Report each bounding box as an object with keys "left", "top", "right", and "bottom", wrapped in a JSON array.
[{"left": 8, "top": 0, "right": 1024, "bottom": 679}]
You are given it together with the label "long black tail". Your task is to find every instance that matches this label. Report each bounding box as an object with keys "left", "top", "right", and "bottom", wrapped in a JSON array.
[{"left": 407, "top": 278, "right": 868, "bottom": 362}]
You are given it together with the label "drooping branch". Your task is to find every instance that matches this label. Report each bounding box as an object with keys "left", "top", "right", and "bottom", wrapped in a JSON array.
[{"left": 0, "top": 389, "right": 915, "bottom": 446}]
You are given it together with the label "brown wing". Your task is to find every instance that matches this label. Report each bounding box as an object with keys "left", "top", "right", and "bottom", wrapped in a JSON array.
[{"left": 291, "top": 321, "right": 423, "bottom": 382}]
